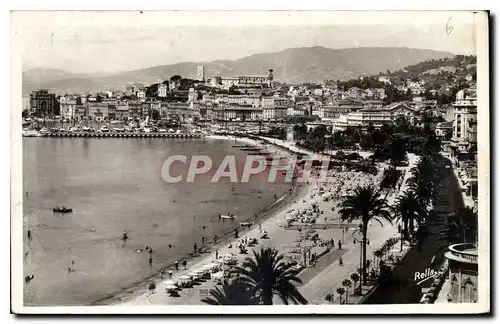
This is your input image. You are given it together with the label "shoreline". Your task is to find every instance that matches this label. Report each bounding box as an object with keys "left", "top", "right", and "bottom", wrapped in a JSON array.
[{"left": 94, "top": 135, "right": 310, "bottom": 306}]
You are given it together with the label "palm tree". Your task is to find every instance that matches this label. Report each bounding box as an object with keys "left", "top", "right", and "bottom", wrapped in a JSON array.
[
  {"left": 201, "top": 279, "right": 259, "bottom": 305},
  {"left": 234, "top": 247, "right": 308, "bottom": 305},
  {"left": 391, "top": 191, "right": 426, "bottom": 250},
  {"left": 350, "top": 273, "right": 360, "bottom": 295},
  {"left": 407, "top": 155, "right": 437, "bottom": 207},
  {"left": 441, "top": 206, "right": 478, "bottom": 244},
  {"left": 342, "top": 279, "right": 353, "bottom": 304},
  {"left": 374, "top": 249, "right": 384, "bottom": 269},
  {"left": 336, "top": 287, "right": 346, "bottom": 304},
  {"left": 325, "top": 293, "right": 334, "bottom": 304},
  {"left": 339, "top": 185, "right": 392, "bottom": 285}
]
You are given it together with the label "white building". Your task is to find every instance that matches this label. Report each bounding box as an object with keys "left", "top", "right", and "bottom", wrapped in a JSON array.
[
  {"left": 197, "top": 65, "right": 205, "bottom": 82},
  {"left": 451, "top": 88, "right": 477, "bottom": 153},
  {"left": 157, "top": 84, "right": 169, "bottom": 98},
  {"left": 136, "top": 90, "right": 146, "bottom": 99}
]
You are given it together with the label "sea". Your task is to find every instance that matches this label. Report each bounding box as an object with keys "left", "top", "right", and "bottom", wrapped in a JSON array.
[{"left": 22, "top": 137, "right": 292, "bottom": 306}]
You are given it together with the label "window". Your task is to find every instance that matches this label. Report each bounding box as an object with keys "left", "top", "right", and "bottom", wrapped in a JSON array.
[{"left": 462, "top": 279, "right": 476, "bottom": 303}]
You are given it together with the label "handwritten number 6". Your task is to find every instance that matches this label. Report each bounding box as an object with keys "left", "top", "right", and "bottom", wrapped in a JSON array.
[{"left": 446, "top": 17, "right": 454, "bottom": 35}]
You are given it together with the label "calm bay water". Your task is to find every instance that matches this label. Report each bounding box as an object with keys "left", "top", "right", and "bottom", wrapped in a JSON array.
[{"left": 23, "top": 137, "right": 290, "bottom": 306}]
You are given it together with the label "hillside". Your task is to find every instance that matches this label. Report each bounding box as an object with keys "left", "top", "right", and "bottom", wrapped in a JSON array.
[
  {"left": 23, "top": 46, "right": 453, "bottom": 95},
  {"left": 387, "top": 55, "right": 477, "bottom": 90}
]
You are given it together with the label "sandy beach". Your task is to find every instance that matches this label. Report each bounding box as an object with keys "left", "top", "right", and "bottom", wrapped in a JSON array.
[{"left": 112, "top": 135, "right": 419, "bottom": 306}]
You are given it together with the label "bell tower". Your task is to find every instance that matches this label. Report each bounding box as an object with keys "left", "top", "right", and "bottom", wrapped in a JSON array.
[{"left": 268, "top": 69, "right": 274, "bottom": 88}]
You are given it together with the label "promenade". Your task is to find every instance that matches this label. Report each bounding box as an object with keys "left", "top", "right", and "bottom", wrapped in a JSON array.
[
  {"left": 363, "top": 155, "right": 462, "bottom": 304},
  {"left": 117, "top": 137, "right": 418, "bottom": 306}
]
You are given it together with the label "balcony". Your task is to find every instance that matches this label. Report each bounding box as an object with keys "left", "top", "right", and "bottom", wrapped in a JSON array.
[{"left": 445, "top": 243, "right": 478, "bottom": 264}]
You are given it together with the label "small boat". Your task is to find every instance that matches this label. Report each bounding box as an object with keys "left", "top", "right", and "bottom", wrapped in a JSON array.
[
  {"left": 22, "top": 130, "right": 39, "bottom": 137},
  {"left": 219, "top": 213, "right": 236, "bottom": 220},
  {"left": 53, "top": 206, "right": 73, "bottom": 213}
]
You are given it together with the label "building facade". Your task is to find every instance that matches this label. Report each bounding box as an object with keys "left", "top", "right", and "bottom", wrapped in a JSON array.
[
  {"left": 157, "top": 83, "right": 169, "bottom": 98},
  {"left": 451, "top": 88, "right": 477, "bottom": 153},
  {"left": 30, "top": 89, "right": 57, "bottom": 116},
  {"left": 197, "top": 65, "right": 205, "bottom": 82},
  {"left": 444, "top": 243, "right": 478, "bottom": 303}
]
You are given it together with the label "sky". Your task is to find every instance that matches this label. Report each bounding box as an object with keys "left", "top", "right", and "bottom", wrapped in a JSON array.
[{"left": 13, "top": 11, "right": 480, "bottom": 74}]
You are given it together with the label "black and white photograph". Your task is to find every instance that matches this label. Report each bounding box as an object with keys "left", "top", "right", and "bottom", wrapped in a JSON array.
[{"left": 10, "top": 10, "right": 490, "bottom": 314}]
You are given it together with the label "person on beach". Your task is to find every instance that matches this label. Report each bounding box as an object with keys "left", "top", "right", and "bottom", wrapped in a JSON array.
[
  {"left": 182, "top": 260, "right": 187, "bottom": 269},
  {"left": 215, "top": 250, "right": 219, "bottom": 259},
  {"left": 175, "top": 261, "right": 179, "bottom": 270},
  {"left": 27, "top": 230, "right": 32, "bottom": 241},
  {"left": 338, "top": 240, "right": 342, "bottom": 250},
  {"left": 201, "top": 236, "right": 205, "bottom": 243},
  {"left": 68, "top": 266, "right": 72, "bottom": 273},
  {"left": 234, "top": 229, "right": 239, "bottom": 238},
  {"left": 169, "top": 244, "right": 172, "bottom": 249},
  {"left": 149, "top": 248, "right": 153, "bottom": 255},
  {"left": 202, "top": 225, "right": 206, "bottom": 230},
  {"left": 194, "top": 243, "right": 197, "bottom": 252},
  {"left": 213, "top": 235, "right": 218, "bottom": 243},
  {"left": 122, "top": 231, "right": 128, "bottom": 241},
  {"left": 259, "top": 223, "right": 262, "bottom": 232},
  {"left": 149, "top": 255, "right": 153, "bottom": 266},
  {"left": 339, "top": 256, "right": 343, "bottom": 266}
]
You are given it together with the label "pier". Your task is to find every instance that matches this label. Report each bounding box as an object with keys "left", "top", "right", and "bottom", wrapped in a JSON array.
[{"left": 29, "top": 132, "right": 205, "bottom": 139}]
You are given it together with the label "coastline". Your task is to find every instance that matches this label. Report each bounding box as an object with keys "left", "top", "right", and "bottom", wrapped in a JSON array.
[{"left": 96, "top": 135, "right": 310, "bottom": 306}]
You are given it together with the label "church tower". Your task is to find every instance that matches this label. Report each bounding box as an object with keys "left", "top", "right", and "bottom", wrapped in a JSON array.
[{"left": 268, "top": 69, "right": 274, "bottom": 88}]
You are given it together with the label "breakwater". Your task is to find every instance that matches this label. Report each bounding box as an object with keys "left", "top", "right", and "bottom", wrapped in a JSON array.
[{"left": 30, "top": 132, "right": 205, "bottom": 139}]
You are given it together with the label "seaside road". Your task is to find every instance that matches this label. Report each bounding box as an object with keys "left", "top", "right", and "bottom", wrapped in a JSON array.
[
  {"left": 273, "top": 219, "right": 398, "bottom": 305},
  {"left": 363, "top": 156, "right": 461, "bottom": 304}
]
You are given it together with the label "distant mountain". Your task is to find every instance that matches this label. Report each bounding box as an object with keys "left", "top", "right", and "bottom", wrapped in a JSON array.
[{"left": 23, "top": 46, "right": 453, "bottom": 95}]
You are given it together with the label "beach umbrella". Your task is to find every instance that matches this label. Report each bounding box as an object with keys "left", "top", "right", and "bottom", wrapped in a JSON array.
[
  {"left": 163, "top": 280, "right": 177, "bottom": 287},
  {"left": 165, "top": 284, "right": 177, "bottom": 291},
  {"left": 207, "top": 262, "right": 220, "bottom": 269},
  {"left": 189, "top": 272, "right": 201, "bottom": 278},
  {"left": 201, "top": 264, "right": 213, "bottom": 271},
  {"left": 212, "top": 271, "right": 224, "bottom": 280}
]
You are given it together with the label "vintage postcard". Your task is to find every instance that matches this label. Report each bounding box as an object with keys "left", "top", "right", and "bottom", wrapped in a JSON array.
[{"left": 10, "top": 10, "right": 490, "bottom": 314}]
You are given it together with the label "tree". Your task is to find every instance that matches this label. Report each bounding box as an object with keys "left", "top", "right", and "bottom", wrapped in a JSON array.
[
  {"left": 456, "top": 206, "right": 478, "bottom": 243},
  {"left": 234, "top": 247, "right": 308, "bottom": 305},
  {"left": 350, "top": 273, "right": 360, "bottom": 295},
  {"left": 170, "top": 75, "right": 182, "bottom": 84},
  {"left": 146, "top": 83, "right": 159, "bottom": 98},
  {"left": 336, "top": 287, "right": 346, "bottom": 304},
  {"left": 441, "top": 206, "right": 478, "bottom": 244},
  {"left": 373, "top": 249, "right": 384, "bottom": 269},
  {"left": 151, "top": 109, "right": 160, "bottom": 120},
  {"left": 293, "top": 123, "right": 308, "bottom": 142},
  {"left": 391, "top": 191, "right": 426, "bottom": 250},
  {"left": 342, "top": 279, "right": 353, "bottom": 304},
  {"left": 325, "top": 293, "right": 334, "bottom": 304},
  {"left": 339, "top": 185, "right": 392, "bottom": 285},
  {"left": 407, "top": 155, "right": 438, "bottom": 208},
  {"left": 388, "top": 136, "right": 407, "bottom": 167},
  {"left": 201, "top": 279, "right": 259, "bottom": 305}
]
